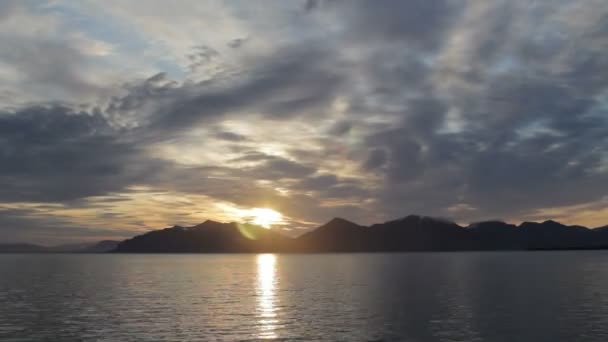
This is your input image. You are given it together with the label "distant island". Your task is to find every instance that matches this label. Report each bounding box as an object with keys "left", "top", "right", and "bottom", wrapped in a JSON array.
[
  {"left": 4, "top": 215, "right": 608, "bottom": 254},
  {"left": 0, "top": 240, "right": 120, "bottom": 253},
  {"left": 110, "top": 215, "right": 608, "bottom": 253}
]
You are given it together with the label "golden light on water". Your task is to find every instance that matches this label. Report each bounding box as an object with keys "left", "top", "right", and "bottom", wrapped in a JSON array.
[{"left": 256, "top": 254, "right": 278, "bottom": 339}]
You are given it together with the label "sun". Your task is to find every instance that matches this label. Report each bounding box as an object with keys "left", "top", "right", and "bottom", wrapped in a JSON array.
[{"left": 249, "top": 208, "right": 283, "bottom": 229}]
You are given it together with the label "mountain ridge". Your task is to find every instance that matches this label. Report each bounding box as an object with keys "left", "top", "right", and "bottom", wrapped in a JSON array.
[
  {"left": 112, "top": 215, "right": 608, "bottom": 253},
  {"left": 0, "top": 240, "right": 120, "bottom": 253}
]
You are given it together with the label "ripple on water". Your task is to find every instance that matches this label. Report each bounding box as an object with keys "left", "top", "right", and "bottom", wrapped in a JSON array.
[{"left": 2, "top": 252, "right": 608, "bottom": 341}]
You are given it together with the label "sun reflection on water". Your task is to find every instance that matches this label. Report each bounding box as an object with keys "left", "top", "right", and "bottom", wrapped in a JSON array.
[{"left": 256, "top": 254, "right": 278, "bottom": 339}]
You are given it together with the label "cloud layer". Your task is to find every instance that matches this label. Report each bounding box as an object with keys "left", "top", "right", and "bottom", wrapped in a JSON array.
[{"left": 1, "top": 0, "right": 607, "bottom": 244}]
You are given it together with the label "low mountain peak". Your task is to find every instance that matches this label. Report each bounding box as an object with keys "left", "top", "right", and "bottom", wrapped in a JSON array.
[
  {"left": 388, "top": 215, "right": 454, "bottom": 225},
  {"left": 469, "top": 220, "right": 508, "bottom": 227},
  {"left": 542, "top": 220, "right": 563, "bottom": 226},
  {"left": 309, "top": 217, "right": 362, "bottom": 235},
  {"left": 519, "top": 220, "right": 590, "bottom": 232},
  {"left": 467, "top": 221, "right": 516, "bottom": 232},
  {"left": 190, "top": 220, "right": 225, "bottom": 229},
  {"left": 202, "top": 219, "right": 222, "bottom": 225},
  {"left": 386, "top": 214, "right": 421, "bottom": 224},
  {"left": 163, "top": 225, "right": 185, "bottom": 232},
  {"left": 327, "top": 217, "right": 357, "bottom": 225}
]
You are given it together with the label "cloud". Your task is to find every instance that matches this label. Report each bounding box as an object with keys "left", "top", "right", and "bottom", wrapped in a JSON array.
[
  {"left": 363, "top": 149, "right": 387, "bottom": 171},
  {"left": 355, "top": 1, "right": 608, "bottom": 222},
  {"left": 0, "top": 105, "right": 168, "bottom": 202},
  {"left": 0, "top": 207, "right": 141, "bottom": 245},
  {"left": 214, "top": 131, "right": 248, "bottom": 142},
  {"left": 1, "top": 0, "right": 608, "bottom": 243}
]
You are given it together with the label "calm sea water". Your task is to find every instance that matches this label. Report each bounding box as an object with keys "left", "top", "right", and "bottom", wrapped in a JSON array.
[{"left": 1, "top": 252, "right": 608, "bottom": 341}]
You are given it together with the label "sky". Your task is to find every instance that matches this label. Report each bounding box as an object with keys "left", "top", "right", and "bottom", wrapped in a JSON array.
[{"left": 1, "top": 0, "right": 608, "bottom": 244}]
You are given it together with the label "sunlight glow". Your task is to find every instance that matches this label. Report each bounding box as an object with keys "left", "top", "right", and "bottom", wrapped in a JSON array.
[
  {"left": 249, "top": 208, "right": 283, "bottom": 229},
  {"left": 215, "top": 204, "right": 285, "bottom": 229},
  {"left": 256, "top": 254, "right": 278, "bottom": 339}
]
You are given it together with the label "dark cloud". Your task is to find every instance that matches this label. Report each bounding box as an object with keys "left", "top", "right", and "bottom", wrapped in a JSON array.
[
  {"left": 296, "top": 174, "right": 338, "bottom": 189},
  {"left": 361, "top": 20, "right": 608, "bottom": 222},
  {"left": 0, "top": 0, "right": 19, "bottom": 22},
  {"left": 287, "top": 1, "right": 606, "bottom": 223},
  {"left": 228, "top": 37, "right": 248, "bottom": 49},
  {"left": 0, "top": 207, "right": 140, "bottom": 245},
  {"left": 315, "top": 0, "right": 460, "bottom": 51},
  {"left": 304, "top": 0, "right": 319, "bottom": 12},
  {"left": 214, "top": 131, "right": 248, "bottom": 142},
  {"left": 363, "top": 149, "right": 387, "bottom": 171},
  {"left": 327, "top": 120, "right": 352, "bottom": 135},
  {"left": 248, "top": 157, "right": 316, "bottom": 180},
  {"left": 0, "top": 105, "right": 166, "bottom": 202},
  {"left": 105, "top": 44, "right": 345, "bottom": 142}
]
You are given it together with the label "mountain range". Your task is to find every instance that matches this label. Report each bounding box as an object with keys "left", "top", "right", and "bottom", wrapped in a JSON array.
[
  {"left": 4, "top": 216, "right": 608, "bottom": 253},
  {"left": 112, "top": 215, "right": 608, "bottom": 253},
  {"left": 0, "top": 240, "right": 120, "bottom": 253}
]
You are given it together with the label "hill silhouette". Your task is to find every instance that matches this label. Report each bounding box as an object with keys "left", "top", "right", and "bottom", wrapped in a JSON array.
[
  {"left": 0, "top": 243, "right": 49, "bottom": 253},
  {"left": 114, "top": 220, "right": 293, "bottom": 253},
  {"left": 0, "top": 240, "right": 120, "bottom": 253},
  {"left": 112, "top": 215, "right": 608, "bottom": 253}
]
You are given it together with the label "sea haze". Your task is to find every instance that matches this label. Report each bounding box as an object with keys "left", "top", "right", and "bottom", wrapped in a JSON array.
[{"left": 1, "top": 252, "right": 608, "bottom": 341}]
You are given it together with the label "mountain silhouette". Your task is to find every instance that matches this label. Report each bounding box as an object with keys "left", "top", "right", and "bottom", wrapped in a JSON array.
[
  {"left": 0, "top": 240, "right": 120, "bottom": 253},
  {"left": 296, "top": 217, "right": 367, "bottom": 252},
  {"left": 114, "top": 220, "right": 293, "bottom": 253},
  {"left": 112, "top": 215, "right": 608, "bottom": 253},
  {"left": 518, "top": 220, "right": 598, "bottom": 250},
  {"left": 368, "top": 215, "right": 471, "bottom": 251},
  {"left": 0, "top": 243, "right": 48, "bottom": 253},
  {"left": 595, "top": 225, "right": 608, "bottom": 233},
  {"left": 81, "top": 240, "right": 120, "bottom": 253}
]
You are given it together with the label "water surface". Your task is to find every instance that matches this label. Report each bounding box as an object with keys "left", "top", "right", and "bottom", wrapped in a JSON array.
[{"left": 1, "top": 252, "right": 608, "bottom": 341}]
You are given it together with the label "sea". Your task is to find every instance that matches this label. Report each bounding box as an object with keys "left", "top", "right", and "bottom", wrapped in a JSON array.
[{"left": 1, "top": 251, "right": 608, "bottom": 341}]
